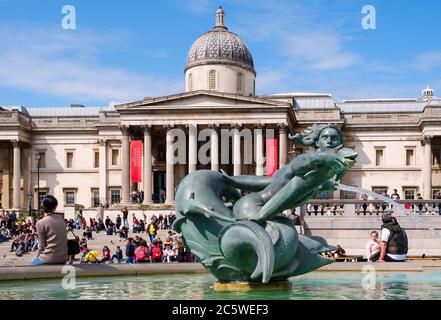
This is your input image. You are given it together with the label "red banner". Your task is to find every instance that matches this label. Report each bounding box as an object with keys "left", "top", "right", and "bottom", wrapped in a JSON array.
[
  {"left": 130, "top": 140, "right": 142, "bottom": 182},
  {"left": 266, "top": 138, "right": 278, "bottom": 176}
]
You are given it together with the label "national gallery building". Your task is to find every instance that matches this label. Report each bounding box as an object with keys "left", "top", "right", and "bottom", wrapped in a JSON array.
[{"left": 1, "top": 8, "right": 441, "bottom": 212}]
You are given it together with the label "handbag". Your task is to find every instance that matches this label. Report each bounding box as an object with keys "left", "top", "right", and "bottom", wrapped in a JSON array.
[{"left": 67, "top": 229, "right": 80, "bottom": 255}]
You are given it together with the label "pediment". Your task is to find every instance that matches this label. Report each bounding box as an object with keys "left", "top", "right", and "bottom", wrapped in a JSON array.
[{"left": 115, "top": 90, "right": 286, "bottom": 110}]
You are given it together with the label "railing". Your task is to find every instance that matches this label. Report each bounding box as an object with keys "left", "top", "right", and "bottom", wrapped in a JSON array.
[{"left": 304, "top": 199, "right": 441, "bottom": 216}]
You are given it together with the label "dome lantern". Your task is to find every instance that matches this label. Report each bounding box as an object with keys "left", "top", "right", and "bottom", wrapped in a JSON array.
[
  {"left": 422, "top": 85, "right": 434, "bottom": 99},
  {"left": 215, "top": 6, "right": 226, "bottom": 30}
]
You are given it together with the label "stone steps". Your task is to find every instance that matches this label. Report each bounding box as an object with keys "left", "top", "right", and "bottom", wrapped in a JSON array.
[{"left": 0, "top": 229, "right": 174, "bottom": 267}]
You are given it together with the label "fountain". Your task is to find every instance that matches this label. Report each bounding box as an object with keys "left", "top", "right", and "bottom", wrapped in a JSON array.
[{"left": 173, "top": 124, "right": 358, "bottom": 289}]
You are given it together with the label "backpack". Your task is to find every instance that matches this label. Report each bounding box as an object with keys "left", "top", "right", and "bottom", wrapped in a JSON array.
[
  {"left": 152, "top": 246, "right": 162, "bottom": 260},
  {"left": 135, "top": 247, "right": 147, "bottom": 261}
]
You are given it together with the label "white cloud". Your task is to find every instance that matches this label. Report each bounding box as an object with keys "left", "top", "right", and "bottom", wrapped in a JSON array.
[
  {"left": 233, "top": 1, "right": 360, "bottom": 71},
  {"left": 0, "top": 23, "right": 182, "bottom": 103}
]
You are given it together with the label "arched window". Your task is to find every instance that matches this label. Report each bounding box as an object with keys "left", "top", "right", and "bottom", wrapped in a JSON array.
[
  {"left": 209, "top": 70, "right": 216, "bottom": 91},
  {"left": 236, "top": 72, "right": 243, "bottom": 94},
  {"left": 188, "top": 74, "right": 193, "bottom": 91}
]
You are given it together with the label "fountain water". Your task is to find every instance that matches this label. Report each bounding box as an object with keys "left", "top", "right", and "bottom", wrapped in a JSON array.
[{"left": 336, "top": 183, "right": 441, "bottom": 240}]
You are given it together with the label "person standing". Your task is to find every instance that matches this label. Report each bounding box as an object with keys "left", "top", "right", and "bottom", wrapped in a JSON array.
[
  {"left": 391, "top": 189, "right": 400, "bottom": 201},
  {"left": 390, "top": 189, "right": 400, "bottom": 210},
  {"left": 436, "top": 191, "right": 441, "bottom": 216},
  {"left": 381, "top": 190, "right": 390, "bottom": 212},
  {"left": 147, "top": 218, "right": 158, "bottom": 243},
  {"left": 31, "top": 196, "right": 68, "bottom": 265},
  {"left": 75, "top": 209, "right": 83, "bottom": 230},
  {"left": 121, "top": 207, "right": 129, "bottom": 229},
  {"left": 360, "top": 194, "right": 368, "bottom": 215},
  {"left": 105, "top": 216, "right": 111, "bottom": 229},
  {"left": 365, "top": 231, "right": 381, "bottom": 261},
  {"left": 115, "top": 214, "right": 122, "bottom": 230},
  {"left": 416, "top": 193, "right": 424, "bottom": 213}
]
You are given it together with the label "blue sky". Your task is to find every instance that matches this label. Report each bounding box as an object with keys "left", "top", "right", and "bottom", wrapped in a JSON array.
[{"left": 0, "top": 0, "right": 440, "bottom": 107}]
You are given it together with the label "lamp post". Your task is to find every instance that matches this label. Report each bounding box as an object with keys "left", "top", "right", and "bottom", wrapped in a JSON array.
[
  {"left": 33, "top": 152, "right": 41, "bottom": 216},
  {"left": 27, "top": 191, "right": 33, "bottom": 222}
]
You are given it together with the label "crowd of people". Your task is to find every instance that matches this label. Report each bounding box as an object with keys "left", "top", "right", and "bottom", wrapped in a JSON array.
[
  {"left": 77, "top": 211, "right": 192, "bottom": 264},
  {"left": 308, "top": 189, "right": 441, "bottom": 216},
  {"left": 1, "top": 196, "right": 190, "bottom": 265},
  {"left": 2, "top": 192, "right": 410, "bottom": 266},
  {"left": 0, "top": 210, "right": 40, "bottom": 257}
]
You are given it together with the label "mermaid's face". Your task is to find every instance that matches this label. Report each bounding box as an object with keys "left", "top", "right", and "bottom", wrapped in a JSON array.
[{"left": 317, "top": 128, "right": 341, "bottom": 150}]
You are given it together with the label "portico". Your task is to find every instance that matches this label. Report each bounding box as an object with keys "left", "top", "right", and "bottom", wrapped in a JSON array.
[{"left": 113, "top": 90, "right": 294, "bottom": 204}]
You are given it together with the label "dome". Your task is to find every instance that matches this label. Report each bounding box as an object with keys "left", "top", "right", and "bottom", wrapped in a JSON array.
[{"left": 185, "top": 7, "right": 255, "bottom": 74}]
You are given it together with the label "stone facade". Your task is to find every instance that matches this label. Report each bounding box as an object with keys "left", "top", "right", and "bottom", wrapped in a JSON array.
[{"left": 1, "top": 9, "right": 441, "bottom": 218}]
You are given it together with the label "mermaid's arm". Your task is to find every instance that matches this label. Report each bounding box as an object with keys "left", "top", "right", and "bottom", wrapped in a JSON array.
[{"left": 220, "top": 169, "right": 273, "bottom": 192}]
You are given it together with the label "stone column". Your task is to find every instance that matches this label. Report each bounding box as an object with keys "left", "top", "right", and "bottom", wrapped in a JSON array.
[
  {"left": 209, "top": 124, "right": 219, "bottom": 171},
  {"left": 165, "top": 125, "right": 175, "bottom": 204},
  {"left": 12, "top": 140, "right": 21, "bottom": 209},
  {"left": 99, "top": 139, "right": 107, "bottom": 205},
  {"left": 187, "top": 123, "right": 197, "bottom": 173},
  {"left": 422, "top": 135, "right": 433, "bottom": 199},
  {"left": 1, "top": 149, "right": 10, "bottom": 209},
  {"left": 232, "top": 123, "right": 241, "bottom": 176},
  {"left": 142, "top": 125, "right": 153, "bottom": 204},
  {"left": 22, "top": 146, "right": 31, "bottom": 208},
  {"left": 255, "top": 124, "right": 264, "bottom": 176},
  {"left": 278, "top": 123, "right": 288, "bottom": 168},
  {"left": 120, "top": 125, "right": 130, "bottom": 204}
]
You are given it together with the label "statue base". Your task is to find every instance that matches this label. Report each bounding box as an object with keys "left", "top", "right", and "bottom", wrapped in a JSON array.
[{"left": 213, "top": 281, "right": 291, "bottom": 291}]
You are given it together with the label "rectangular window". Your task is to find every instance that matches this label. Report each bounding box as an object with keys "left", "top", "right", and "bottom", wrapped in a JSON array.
[
  {"left": 406, "top": 149, "right": 414, "bottom": 166},
  {"left": 157, "top": 145, "right": 166, "bottom": 162},
  {"left": 91, "top": 189, "right": 100, "bottom": 207},
  {"left": 110, "top": 189, "right": 121, "bottom": 204},
  {"left": 66, "top": 151, "right": 74, "bottom": 168},
  {"left": 375, "top": 149, "right": 384, "bottom": 166},
  {"left": 38, "top": 190, "right": 47, "bottom": 203},
  {"left": 403, "top": 188, "right": 416, "bottom": 200},
  {"left": 65, "top": 191, "right": 75, "bottom": 205},
  {"left": 340, "top": 188, "right": 357, "bottom": 200},
  {"left": 372, "top": 187, "right": 388, "bottom": 195},
  {"left": 94, "top": 151, "right": 99, "bottom": 168},
  {"left": 432, "top": 189, "right": 441, "bottom": 200},
  {"left": 433, "top": 149, "right": 441, "bottom": 167},
  {"left": 36, "top": 150, "right": 46, "bottom": 168},
  {"left": 111, "top": 149, "right": 119, "bottom": 166}
]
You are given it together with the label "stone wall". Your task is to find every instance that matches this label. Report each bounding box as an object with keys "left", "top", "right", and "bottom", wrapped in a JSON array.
[{"left": 303, "top": 216, "right": 441, "bottom": 257}]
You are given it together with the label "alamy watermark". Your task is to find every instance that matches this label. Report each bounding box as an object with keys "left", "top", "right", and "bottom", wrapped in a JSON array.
[
  {"left": 61, "top": 265, "right": 76, "bottom": 290},
  {"left": 361, "top": 265, "right": 376, "bottom": 291},
  {"left": 361, "top": 5, "right": 376, "bottom": 30},
  {"left": 61, "top": 5, "right": 77, "bottom": 30},
  {"left": 163, "top": 127, "right": 277, "bottom": 166}
]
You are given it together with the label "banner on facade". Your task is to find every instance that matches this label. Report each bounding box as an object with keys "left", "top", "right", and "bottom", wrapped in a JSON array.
[
  {"left": 130, "top": 140, "right": 142, "bottom": 182},
  {"left": 266, "top": 138, "right": 278, "bottom": 176}
]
